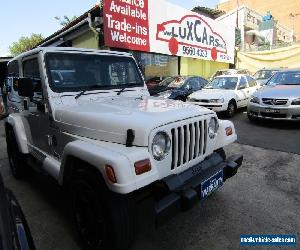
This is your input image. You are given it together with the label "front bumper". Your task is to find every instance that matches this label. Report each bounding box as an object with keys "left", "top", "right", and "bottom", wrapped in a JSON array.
[
  {"left": 188, "top": 101, "right": 227, "bottom": 112},
  {"left": 248, "top": 103, "right": 300, "bottom": 120},
  {"left": 154, "top": 152, "right": 243, "bottom": 226}
]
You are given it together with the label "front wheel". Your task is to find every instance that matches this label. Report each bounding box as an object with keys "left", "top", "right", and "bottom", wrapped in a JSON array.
[
  {"left": 6, "top": 129, "right": 26, "bottom": 179},
  {"left": 70, "top": 170, "right": 134, "bottom": 250},
  {"left": 226, "top": 101, "right": 236, "bottom": 118}
]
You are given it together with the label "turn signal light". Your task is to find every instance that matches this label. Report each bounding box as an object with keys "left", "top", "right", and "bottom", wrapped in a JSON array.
[
  {"left": 105, "top": 165, "right": 117, "bottom": 183},
  {"left": 226, "top": 127, "right": 233, "bottom": 136},
  {"left": 134, "top": 159, "right": 151, "bottom": 175}
]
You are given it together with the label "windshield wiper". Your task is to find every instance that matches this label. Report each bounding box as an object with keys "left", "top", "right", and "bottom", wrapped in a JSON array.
[
  {"left": 74, "top": 85, "right": 103, "bottom": 99},
  {"left": 116, "top": 87, "right": 137, "bottom": 95}
]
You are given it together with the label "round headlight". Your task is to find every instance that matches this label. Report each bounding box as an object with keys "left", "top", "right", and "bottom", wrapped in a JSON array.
[
  {"left": 208, "top": 117, "right": 219, "bottom": 139},
  {"left": 151, "top": 132, "right": 171, "bottom": 161}
]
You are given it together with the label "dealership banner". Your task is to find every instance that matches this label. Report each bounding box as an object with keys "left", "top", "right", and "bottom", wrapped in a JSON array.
[{"left": 103, "top": 0, "right": 235, "bottom": 63}]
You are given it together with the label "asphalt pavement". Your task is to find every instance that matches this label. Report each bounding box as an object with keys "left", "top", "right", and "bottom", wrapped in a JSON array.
[
  {"left": 0, "top": 116, "right": 299, "bottom": 250},
  {"left": 227, "top": 108, "right": 300, "bottom": 155}
]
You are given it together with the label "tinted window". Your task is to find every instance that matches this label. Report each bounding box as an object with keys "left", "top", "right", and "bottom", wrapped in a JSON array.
[
  {"left": 46, "top": 53, "right": 143, "bottom": 92},
  {"left": 23, "top": 58, "right": 42, "bottom": 93},
  {"left": 186, "top": 78, "right": 201, "bottom": 90},
  {"left": 7, "top": 60, "right": 19, "bottom": 77},
  {"left": 267, "top": 71, "right": 300, "bottom": 85},
  {"left": 239, "top": 77, "right": 248, "bottom": 89},
  {"left": 246, "top": 76, "right": 257, "bottom": 87},
  {"left": 205, "top": 77, "right": 238, "bottom": 90},
  {"left": 23, "top": 58, "right": 41, "bottom": 79}
]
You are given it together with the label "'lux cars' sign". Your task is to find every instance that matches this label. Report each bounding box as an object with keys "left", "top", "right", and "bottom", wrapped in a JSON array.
[{"left": 104, "top": 0, "right": 235, "bottom": 63}]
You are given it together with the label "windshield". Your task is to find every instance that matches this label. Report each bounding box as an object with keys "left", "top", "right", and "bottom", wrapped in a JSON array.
[
  {"left": 158, "top": 76, "right": 177, "bottom": 86},
  {"left": 46, "top": 53, "right": 144, "bottom": 92},
  {"left": 254, "top": 70, "right": 278, "bottom": 80},
  {"left": 267, "top": 71, "right": 300, "bottom": 85},
  {"left": 205, "top": 77, "right": 238, "bottom": 90},
  {"left": 167, "top": 77, "right": 187, "bottom": 88}
]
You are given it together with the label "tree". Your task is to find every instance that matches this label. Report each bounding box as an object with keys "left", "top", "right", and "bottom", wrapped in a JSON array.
[
  {"left": 9, "top": 34, "right": 44, "bottom": 56},
  {"left": 55, "top": 16, "right": 78, "bottom": 26}
]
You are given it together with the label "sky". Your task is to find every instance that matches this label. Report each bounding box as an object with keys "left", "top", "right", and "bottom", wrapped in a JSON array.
[{"left": 0, "top": 0, "right": 220, "bottom": 56}]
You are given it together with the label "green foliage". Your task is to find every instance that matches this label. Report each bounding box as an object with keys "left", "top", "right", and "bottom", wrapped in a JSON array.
[
  {"left": 192, "top": 6, "right": 225, "bottom": 19},
  {"left": 55, "top": 16, "right": 78, "bottom": 26},
  {"left": 9, "top": 34, "right": 44, "bottom": 56}
]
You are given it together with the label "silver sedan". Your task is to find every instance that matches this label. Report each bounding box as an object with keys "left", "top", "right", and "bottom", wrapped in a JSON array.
[{"left": 247, "top": 70, "right": 300, "bottom": 121}]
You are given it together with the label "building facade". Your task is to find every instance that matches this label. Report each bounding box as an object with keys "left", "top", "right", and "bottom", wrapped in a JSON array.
[
  {"left": 38, "top": 3, "right": 234, "bottom": 81},
  {"left": 216, "top": 6, "right": 294, "bottom": 50},
  {"left": 217, "top": 0, "right": 300, "bottom": 41}
]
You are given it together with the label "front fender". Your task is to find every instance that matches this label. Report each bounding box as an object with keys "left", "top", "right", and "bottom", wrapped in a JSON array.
[
  {"left": 215, "top": 120, "right": 237, "bottom": 149},
  {"left": 5, "top": 115, "right": 29, "bottom": 154},
  {"left": 59, "top": 140, "right": 158, "bottom": 194}
]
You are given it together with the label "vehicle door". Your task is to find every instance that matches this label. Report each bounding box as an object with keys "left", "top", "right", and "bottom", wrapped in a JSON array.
[
  {"left": 235, "top": 76, "right": 249, "bottom": 107},
  {"left": 246, "top": 75, "right": 260, "bottom": 96},
  {"left": 22, "top": 56, "right": 52, "bottom": 155}
]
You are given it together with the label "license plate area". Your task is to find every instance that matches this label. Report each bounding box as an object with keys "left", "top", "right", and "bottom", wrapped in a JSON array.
[
  {"left": 200, "top": 170, "right": 223, "bottom": 200},
  {"left": 265, "top": 108, "right": 280, "bottom": 113}
]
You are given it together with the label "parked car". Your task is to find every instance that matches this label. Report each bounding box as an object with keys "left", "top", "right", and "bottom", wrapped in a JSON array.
[
  {"left": 253, "top": 68, "right": 281, "bottom": 86},
  {"left": 0, "top": 171, "right": 35, "bottom": 250},
  {"left": 188, "top": 74, "right": 260, "bottom": 117},
  {"left": 156, "top": 75, "right": 209, "bottom": 101},
  {"left": 210, "top": 68, "right": 251, "bottom": 80},
  {"left": 248, "top": 69, "right": 300, "bottom": 121},
  {"left": 4, "top": 47, "right": 242, "bottom": 250},
  {"left": 147, "top": 76, "right": 178, "bottom": 96},
  {"left": 145, "top": 76, "right": 166, "bottom": 89}
]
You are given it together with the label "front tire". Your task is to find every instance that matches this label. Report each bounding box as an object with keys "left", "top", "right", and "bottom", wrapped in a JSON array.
[
  {"left": 226, "top": 101, "right": 236, "bottom": 118},
  {"left": 70, "top": 169, "right": 134, "bottom": 250},
  {"left": 6, "top": 129, "right": 26, "bottom": 179}
]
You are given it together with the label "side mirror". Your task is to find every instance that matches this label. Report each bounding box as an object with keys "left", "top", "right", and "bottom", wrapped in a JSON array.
[
  {"left": 238, "top": 85, "right": 246, "bottom": 90},
  {"left": 17, "top": 78, "right": 34, "bottom": 97}
]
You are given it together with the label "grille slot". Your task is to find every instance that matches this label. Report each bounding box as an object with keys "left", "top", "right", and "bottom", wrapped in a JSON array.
[
  {"left": 262, "top": 98, "right": 288, "bottom": 105},
  {"left": 171, "top": 119, "right": 207, "bottom": 170}
]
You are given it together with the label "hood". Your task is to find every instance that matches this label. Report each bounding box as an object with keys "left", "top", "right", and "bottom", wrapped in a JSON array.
[
  {"left": 189, "top": 89, "right": 233, "bottom": 100},
  {"left": 54, "top": 96, "right": 213, "bottom": 146},
  {"left": 255, "top": 85, "right": 300, "bottom": 99}
]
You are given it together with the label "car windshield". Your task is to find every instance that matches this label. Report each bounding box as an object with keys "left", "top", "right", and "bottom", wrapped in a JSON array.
[
  {"left": 167, "top": 77, "right": 187, "bottom": 88},
  {"left": 254, "top": 70, "right": 278, "bottom": 80},
  {"left": 205, "top": 77, "right": 238, "bottom": 90},
  {"left": 266, "top": 71, "right": 300, "bottom": 85},
  {"left": 158, "top": 76, "right": 177, "bottom": 86},
  {"left": 46, "top": 53, "right": 144, "bottom": 92}
]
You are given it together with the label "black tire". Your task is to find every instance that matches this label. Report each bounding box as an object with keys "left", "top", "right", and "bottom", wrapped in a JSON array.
[
  {"left": 226, "top": 100, "right": 236, "bottom": 118},
  {"left": 6, "top": 128, "right": 26, "bottom": 179},
  {"left": 175, "top": 96, "right": 186, "bottom": 102},
  {"left": 215, "top": 148, "right": 226, "bottom": 161},
  {"left": 70, "top": 169, "right": 134, "bottom": 250},
  {"left": 247, "top": 114, "right": 258, "bottom": 123}
]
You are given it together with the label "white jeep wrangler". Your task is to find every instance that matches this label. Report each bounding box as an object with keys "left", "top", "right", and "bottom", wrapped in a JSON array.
[{"left": 3, "top": 47, "right": 242, "bottom": 250}]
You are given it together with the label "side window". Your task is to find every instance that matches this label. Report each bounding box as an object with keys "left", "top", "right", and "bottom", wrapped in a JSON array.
[
  {"left": 7, "top": 60, "right": 19, "bottom": 77},
  {"left": 247, "top": 76, "right": 257, "bottom": 87},
  {"left": 187, "top": 78, "right": 200, "bottom": 90},
  {"left": 238, "top": 77, "right": 248, "bottom": 89},
  {"left": 23, "top": 58, "right": 41, "bottom": 79},
  {"left": 23, "top": 58, "right": 42, "bottom": 93},
  {"left": 199, "top": 78, "right": 208, "bottom": 88}
]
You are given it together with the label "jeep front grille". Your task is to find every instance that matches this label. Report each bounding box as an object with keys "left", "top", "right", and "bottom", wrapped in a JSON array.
[{"left": 171, "top": 120, "right": 207, "bottom": 169}]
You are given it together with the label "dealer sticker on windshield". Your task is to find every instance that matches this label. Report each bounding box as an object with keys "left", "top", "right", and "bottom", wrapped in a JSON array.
[{"left": 201, "top": 170, "right": 223, "bottom": 200}]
